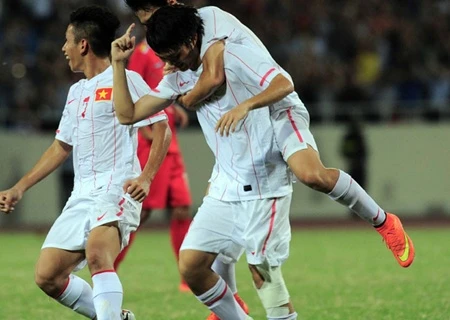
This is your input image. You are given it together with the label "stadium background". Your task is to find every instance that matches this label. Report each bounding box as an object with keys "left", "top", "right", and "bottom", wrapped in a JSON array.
[
  {"left": 1, "top": 1, "right": 450, "bottom": 319},
  {"left": 0, "top": 0, "right": 448, "bottom": 227}
]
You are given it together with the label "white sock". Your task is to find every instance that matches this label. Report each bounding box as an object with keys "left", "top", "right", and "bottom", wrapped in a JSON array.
[
  {"left": 92, "top": 271, "right": 123, "bottom": 320},
  {"left": 329, "top": 170, "right": 386, "bottom": 226},
  {"left": 211, "top": 259, "right": 237, "bottom": 294},
  {"left": 197, "top": 277, "right": 247, "bottom": 320},
  {"left": 56, "top": 274, "right": 96, "bottom": 319}
]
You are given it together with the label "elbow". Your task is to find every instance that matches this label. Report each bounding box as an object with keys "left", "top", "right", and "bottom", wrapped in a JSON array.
[
  {"left": 285, "top": 82, "right": 295, "bottom": 96},
  {"left": 209, "top": 71, "right": 225, "bottom": 88},
  {"left": 116, "top": 114, "right": 134, "bottom": 125}
]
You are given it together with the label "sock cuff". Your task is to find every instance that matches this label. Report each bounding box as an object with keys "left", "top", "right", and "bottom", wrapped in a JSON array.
[
  {"left": 197, "top": 278, "right": 227, "bottom": 306},
  {"left": 328, "top": 170, "right": 351, "bottom": 200}
]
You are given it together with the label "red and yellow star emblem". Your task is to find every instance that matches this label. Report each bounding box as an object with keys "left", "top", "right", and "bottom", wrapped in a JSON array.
[{"left": 95, "top": 87, "right": 113, "bottom": 101}]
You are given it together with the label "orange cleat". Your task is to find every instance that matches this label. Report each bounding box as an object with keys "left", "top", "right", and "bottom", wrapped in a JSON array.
[
  {"left": 179, "top": 281, "right": 191, "bottom": 293},
  {"left": 376, "top": 213, "right": 415, "bottom": 268},
  {"left": 206, "top": 293, "right": 249, "bottom": 320}
]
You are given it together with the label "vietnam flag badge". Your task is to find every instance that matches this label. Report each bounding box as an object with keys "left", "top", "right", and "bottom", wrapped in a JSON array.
[{"left": 95, "top": 87, "right": 113, "bottom": 102}]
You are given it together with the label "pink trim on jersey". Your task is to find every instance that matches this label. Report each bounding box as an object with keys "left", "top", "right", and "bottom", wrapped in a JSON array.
[
  {"left": 287, "top": 107, "right": 304, "bottom": 143},
  {"left": 226, "top": 78, "right": 262, "bottom": 198},
  {"left": 219, "top": 185, "right": 228, "bottom": 201},
  {"left": 262, "top": 199, "right": 277, "bottom": 255},
  {"left": 226, "top": 50, "right": 274, "bottom": 88},
  {"left": 259, "top": 68, "right": 276, "bottom": 86},
  {"left": 205, "top": 284, "right": 227, "bottom": 306},
  {"left": 127, "top": 74, "right": 144, "bottom": 99},
  {"left": 76, "top": 86, "right": 84, "bottom": 189},
  {"left": 242, "top": 123, "right": 262, "bottom": 198},
  {"left": 213, "top": 10, "right": 217, "bottom": 36},
  {"left": 90, "top": 83, "right": 99, "bottom": 188},
  {"left": 91, "top": 269, "right": 116, "bottom": 277},
  {"left": 106, "top": 115, "right": 118, "bottom": 193},
  {"left": 116, "top": 197, "right": 125, "bottom": 217}
]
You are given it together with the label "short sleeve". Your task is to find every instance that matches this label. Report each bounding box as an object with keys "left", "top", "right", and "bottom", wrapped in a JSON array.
[
  {"left": 133, "top": 110, "right": 168, "bottom": 128},
  {"left": 55, "top": 88, "right": 76, "bottom": 145},
  {"left": 223, "top": 43, "right": 283, "bottom": 92},
  {"left": 125, "top": 70, "right": 152, "bottom": 103},
  {"left": 199, "top": 7, "right": 235, "bottom": 59}
]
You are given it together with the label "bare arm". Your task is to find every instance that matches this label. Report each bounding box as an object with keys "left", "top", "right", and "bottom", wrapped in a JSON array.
[
  {"left": 216, "top": 74, "right": 294, "bottom": 136},
  {"left": 111, "top": 24, "right": 173, "bottom": 125},
  {"left": 177, "top": 41, "right": 225, "bottom": 109},
  {"left": 124, "top": 120, "right": 172, "bottom": 202},
  {"left": 141, "top": 120, "right": 172, "bottom": 183},
  {"left": 112, "top": 60, "right": 172, "bottom": 124},
  {"left": 0, "top": 140, "right": 72, "bottom": 213}
]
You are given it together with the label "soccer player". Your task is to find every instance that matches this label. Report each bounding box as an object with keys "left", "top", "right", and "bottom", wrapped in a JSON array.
[
  {"left": 122, "top": 0, "right": 250, "bottom": 312},
  {"left": 113, "top": 38, "right": 193, "bottom": 293},
  {"left": 0, "top": 6, "right": 171, "bottom": 320},
  {"left": 111, "top": 9, "right": 299, "bottom": 320},
  {"left": 124, "top": 0, "right": 415, "bottom": 269}
]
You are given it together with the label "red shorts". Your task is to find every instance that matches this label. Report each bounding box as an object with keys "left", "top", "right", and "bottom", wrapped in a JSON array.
[{"left": 139, "top": 151, "right": 192, "bottom": 210}]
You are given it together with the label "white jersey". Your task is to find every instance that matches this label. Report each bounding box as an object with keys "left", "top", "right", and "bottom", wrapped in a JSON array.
[
  {"left": 154, "top": 49, "right": 292, "bottom": 202},
  {"left": 56, "top": 66, "right": 167, "bottom": 196},
  {"left": 198, "top": 6, "right": 304, "bottom": 111}
]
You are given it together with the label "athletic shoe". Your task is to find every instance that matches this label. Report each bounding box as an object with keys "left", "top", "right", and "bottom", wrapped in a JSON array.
[
  {"left": 376, "top": 213, "right": 415, "bottom": 267},
  {"left": 122, "top": 309, "right": 136, "bottom": 320},
  {"left": 206, "top": 293, "right": 249, "bottom": 320}
]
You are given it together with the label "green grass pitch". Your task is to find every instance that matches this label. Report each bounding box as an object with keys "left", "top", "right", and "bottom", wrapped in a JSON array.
[{"left": 0, "top": 227, "right": 449, "bottom": 319}]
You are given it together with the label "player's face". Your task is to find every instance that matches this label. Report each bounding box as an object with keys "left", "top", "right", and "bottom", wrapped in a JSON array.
[
  {"left": 62, "top": 25, "right": 83, "bottom": 73},
  {"left": 157, "top": 37, "right": 201, "bottom": 71}
]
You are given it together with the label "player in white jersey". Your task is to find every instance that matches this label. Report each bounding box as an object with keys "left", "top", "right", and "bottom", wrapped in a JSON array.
[
  {"left": 0, "top": 6, "right": 171, "bottom": 320},
  {"left": 125, "top": 0, "right": 416, "bottom": 271},
  {"left": 123, "top": 0, "right": 251, "bottom": 317},
  {"left": 111, "top": 9, "right": 298, "bottom": 320}
]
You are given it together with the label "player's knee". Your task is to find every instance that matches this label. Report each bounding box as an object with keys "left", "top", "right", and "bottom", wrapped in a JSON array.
[
  {"left": 253, "top": 263, "right": 292, "bottom": 318},
  {"left": 85, "top": 248, "right": 107, "bottom": 273},
  {"left": 179, "top": 249, "right": 211, "bottom": 284},
  {"left": 34, "top": 269, "right": 61, "bottom": 297}
]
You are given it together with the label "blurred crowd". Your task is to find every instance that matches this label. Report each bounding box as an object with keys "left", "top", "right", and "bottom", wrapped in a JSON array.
[{"left": 0, "top": 0, "right": 449, "bottom": 132}]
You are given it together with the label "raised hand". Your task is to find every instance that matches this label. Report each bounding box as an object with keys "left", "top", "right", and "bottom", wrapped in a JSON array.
[{"left": 111, "top": 23, "right": 136, "bottom": 62}]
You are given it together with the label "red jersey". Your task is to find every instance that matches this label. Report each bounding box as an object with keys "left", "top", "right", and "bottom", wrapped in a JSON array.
[{"left": 128, "top": 40, "right": 179, "bottom": 154}]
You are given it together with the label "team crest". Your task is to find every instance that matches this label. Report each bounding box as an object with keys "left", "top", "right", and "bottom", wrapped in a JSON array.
[{"left": 95, "top": 87, "right": 113, "bottom": 101}]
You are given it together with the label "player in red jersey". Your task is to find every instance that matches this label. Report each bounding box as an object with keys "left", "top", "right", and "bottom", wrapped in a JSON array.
[{"left": 114, "top": 39, "right": 192, "bottom": 292}]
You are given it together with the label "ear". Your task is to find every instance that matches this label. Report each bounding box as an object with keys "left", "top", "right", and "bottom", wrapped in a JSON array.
[
  {"left": 191, "top": 33, "right": 198, "bottom": 49},
  {"left": 80, "top": 39, "right": 89, "bottom": 56}
]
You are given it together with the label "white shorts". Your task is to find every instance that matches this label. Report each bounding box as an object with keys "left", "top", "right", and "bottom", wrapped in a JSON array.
[
  {"left": 42, "top": 190, "right": 141, "bottom": 271},
  {"left": 181, "top": 194, "right": 292, "bottom": 266},
  {"left": 271, "top": 105, "right": 319, "bottom": 161}
]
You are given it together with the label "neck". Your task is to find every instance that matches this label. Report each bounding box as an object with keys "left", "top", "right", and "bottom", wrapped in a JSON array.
[{"left": 83, "top": 56, "right": 111, "bottom": 80}]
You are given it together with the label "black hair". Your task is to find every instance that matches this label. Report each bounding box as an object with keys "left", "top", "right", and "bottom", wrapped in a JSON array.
[
  {"left": 69, "top": 5, "right": 120, "bottom": 58},
  {"left": 124, "top": 0, "right": 168, "bottom": 12},
  {"left": 145, "top": 5, "right": 204, "bottom": 55}
]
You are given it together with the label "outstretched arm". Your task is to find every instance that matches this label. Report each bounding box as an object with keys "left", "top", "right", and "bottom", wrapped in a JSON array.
[
  {"left": 0, "top": 139, "right": 72, "bottom": 213},
  {"left": 111, "top": 24, "right": 173, "bottom": 125},
  {"left": 177, "top": 41, "right": 225, "bottom": 110},
  {"left": 216, "top": 74, "right": 294, "bottom": 136}
]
